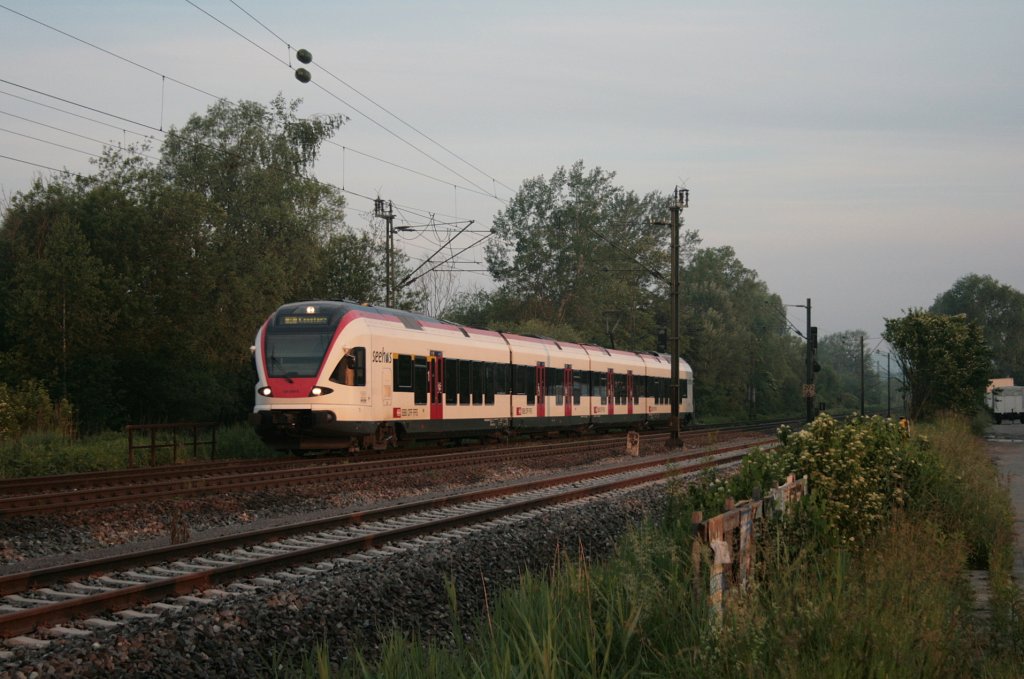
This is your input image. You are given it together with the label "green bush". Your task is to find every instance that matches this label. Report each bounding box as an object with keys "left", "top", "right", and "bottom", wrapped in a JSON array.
[{"left": 0, "top": 380, "right": 75, "bottom": 441}]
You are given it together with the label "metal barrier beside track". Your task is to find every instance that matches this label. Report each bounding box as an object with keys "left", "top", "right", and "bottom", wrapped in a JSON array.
[{"left": 126, "top": 422, "right": 217, "bottom": 467}]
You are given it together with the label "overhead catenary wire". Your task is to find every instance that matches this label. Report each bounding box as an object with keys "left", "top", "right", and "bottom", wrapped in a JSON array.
[
  {"left": 184, "top": 0, "right": 503, "bottom": 201},
  {"left": 0, "top": 109, "right": 164, "bottom": 162},
  {"left": 0, "top": 3, "right": 224, "bottom": 102},
  {"left": 0, "top": 4, "right": 505, "bottom": 210},
  {"left": 226, "top": 0, "right": 514, "bottom": 196},
  {"left": 0, "top": 88, "right": 157, "bottom": 143},
  {"left": 0, "top": 3, "right": 498, "bottom": 284},
  {"left": 0, "top": 152, "right": 87, "bottom": 179}
]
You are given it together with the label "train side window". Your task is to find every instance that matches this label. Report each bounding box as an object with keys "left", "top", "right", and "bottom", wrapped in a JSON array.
[
  {"left": 484, "top": 363, "right": 495, "bottom": 404},
  {"left": 445, "top": 359, "right": 458, "bottom": 405},
  {"left": 546, "top": 368, "right": 559, "bottom": 399},
  {"left": 495, "top": 363, "right": 509, "bottom": 395},
  {"left": 473, "top": 362, "right": 484, "bottom": 405},
  {"left": 513, "top": 364, "right": 528, "bottom": 395},
  {"left": 526, "top": 366, "right": 536, "bottom": 405},
  {"left": 413, "top": 356, "right": 428, "bottom": 405},
  {"left": 394, "top": 354, "right": 413, "bottom": 392},
  {"left": 459, "top": 360, "right": 471, "bottom": 405},
  {"left": 572, "top": 370, "right": 584, "bottom": 404},
  {"left": 330, "top": 347, "right": 366, "bottom": 387},
  {"left": 680, "top": 379, "right": 688, "bottom": 401},
  {"left": 594, "top": 371, "right": 607, "bottom": 405}
]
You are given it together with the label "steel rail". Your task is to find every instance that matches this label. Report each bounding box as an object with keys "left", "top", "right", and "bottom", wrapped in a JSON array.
[
  {"left": 0, "top": 430, "right": 748, "bottom": 517},
  {"left": 0, "top": 439, "right": 774, "bottom": 637},
  {"left": 0, "top": 420, "right": 794, "bottom": 516}
]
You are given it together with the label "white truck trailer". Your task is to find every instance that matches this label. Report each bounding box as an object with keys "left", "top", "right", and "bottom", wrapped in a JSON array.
[{"left": 988, "top": 385, "right": 1024, "bottom": 424}]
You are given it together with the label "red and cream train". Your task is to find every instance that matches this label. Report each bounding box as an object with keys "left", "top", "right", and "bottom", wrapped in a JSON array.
[{"left": 250, "top": 301, "right": 694, "bottom": 451}]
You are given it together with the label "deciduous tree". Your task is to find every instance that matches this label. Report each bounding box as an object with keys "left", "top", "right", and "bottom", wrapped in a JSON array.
[
  {"left": 883, "top": 310, "right": 991, "bottom": 420},
  {"left": 930, "top": 274, "right": 1024, "bottom": 383}
]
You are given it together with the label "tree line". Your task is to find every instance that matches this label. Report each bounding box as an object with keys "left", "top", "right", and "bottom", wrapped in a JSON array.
[
  {"left": 0, "top": 96, "right": 420, "bottom": 430},
  {"left": 2, "top": 96, "right": 1018, "bottom": 433}
]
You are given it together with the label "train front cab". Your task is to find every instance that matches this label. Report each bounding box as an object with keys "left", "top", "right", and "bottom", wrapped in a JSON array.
[{"left": 251, "top": 303, "right": 377, "bottom": 451}]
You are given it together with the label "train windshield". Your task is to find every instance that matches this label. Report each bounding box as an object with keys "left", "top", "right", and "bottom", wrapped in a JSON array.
[{"left": 265, "top": 330, "right": 334, "bottom": 378}]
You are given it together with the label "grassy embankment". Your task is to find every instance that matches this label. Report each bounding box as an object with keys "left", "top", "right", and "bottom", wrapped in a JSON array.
[
  {"left": 0, "top": 424, "right": 274, "bottom": 479},
  {"left": 0, "top": 381, "right": 273, "bottom": 477},
  {"left": 287, "top": 414, "right": 1023, "bottom": 678}
]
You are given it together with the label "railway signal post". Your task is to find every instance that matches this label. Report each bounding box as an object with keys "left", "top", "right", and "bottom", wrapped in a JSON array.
[
  {"left": 669, "top": 187, "right": 688, "bottom": 447},
  {"left": 375, "top": 197, "right": 396, "bottom": 307}
]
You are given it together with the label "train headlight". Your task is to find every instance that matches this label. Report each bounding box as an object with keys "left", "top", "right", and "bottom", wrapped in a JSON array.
[
  {"left": 258, "top": 386, "right": 273, "bottom": 397},
  {"left": 310, "top": 386, "right": 334, "bottom": 397}
]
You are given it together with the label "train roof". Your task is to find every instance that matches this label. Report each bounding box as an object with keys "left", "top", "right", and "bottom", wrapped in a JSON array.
[{"left": 271, "top": 300, "right": 689, "bottom": 367}]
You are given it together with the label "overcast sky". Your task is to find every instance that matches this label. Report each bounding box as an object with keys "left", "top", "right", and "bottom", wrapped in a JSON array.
[{"left": 1, "top": 1, "right": 1021, "bottom": 342}]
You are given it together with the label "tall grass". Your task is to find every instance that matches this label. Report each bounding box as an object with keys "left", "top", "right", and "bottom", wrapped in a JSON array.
[
  {"left": 292, "top": 415, "right": 1023, "bottom": 678},
  {"left": 0, "top": 423, "right": 277, "bottom": 479}
]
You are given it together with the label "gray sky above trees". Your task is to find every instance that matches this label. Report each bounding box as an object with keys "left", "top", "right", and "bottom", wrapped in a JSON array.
[{"left": 1, "top": 1, "right": 1020, "bottom": 340}]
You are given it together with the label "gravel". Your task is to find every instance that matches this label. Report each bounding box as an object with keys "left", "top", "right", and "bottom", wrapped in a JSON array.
[
  {"left": 2, "top": 480, "right": 672, "bottom": 677},
  {"left": 0, "top": 447, "right": 629, "bottom": 573}
]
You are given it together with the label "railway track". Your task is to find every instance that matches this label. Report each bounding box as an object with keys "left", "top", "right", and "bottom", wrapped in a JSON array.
[
  {"left": 0, "top": 436, "right": 774, "bottom": 645},
  {"left": 0, "top": 421, "right": 793, "bottom": 517}
]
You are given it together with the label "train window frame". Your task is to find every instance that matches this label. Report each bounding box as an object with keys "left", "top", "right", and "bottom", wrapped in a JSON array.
[
  {"left": 459, "top": 360, "right": 471, "bottom": 405},
  {"left": 413, "top": 356, "right": 428, "bottom": 405},
  {"left": 495, "top": 363, "right": 509, "bottom": 395},
  {"left": 594, "top": 370, "right": 607, "bottom": 405},
  {"left": 572, "top": 370, "right": 585, "bottom": 404},
  {"left": 484, "top": 363, "right": 495, "bottom": 404},
  {"left": 546, "top": 367, "right": 559, "bottom": 399},
  {"left": 473, "top": 361, "right": 484, "bottom": 405},
  {"left": 394, "top": 354, "right": 413, "bottom": 392},
  {"left": 444, "top": 358, "right": 458, "bottom": 405},
  {"left": 330, "top": 347, "right": 366, "bottom": 387}
]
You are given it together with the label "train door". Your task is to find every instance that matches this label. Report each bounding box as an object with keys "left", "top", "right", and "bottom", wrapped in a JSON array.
[
  {"left": 563, "top": 366, "right": 572, "bottom": 417},
  {"left": 607, "top": 369, "right": 615, "bottom": 416},
  {"left": 627, "top": 370, "right": 634, "bottom": 415},
  {"left": 429, "top": 351, "right": 444, "bottom": 420},
  {"left": 536, "top": 363, "right": 546, "bottom": 418}
]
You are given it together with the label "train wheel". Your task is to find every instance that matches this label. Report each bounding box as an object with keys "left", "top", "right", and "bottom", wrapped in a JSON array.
[{"left": 372, "top": 423, "right": 397, "bottom": 450}]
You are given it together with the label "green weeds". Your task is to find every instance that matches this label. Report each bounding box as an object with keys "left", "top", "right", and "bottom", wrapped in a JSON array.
[{"left": 292, "top": 415, "right": 1024, "bottom": 678}]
